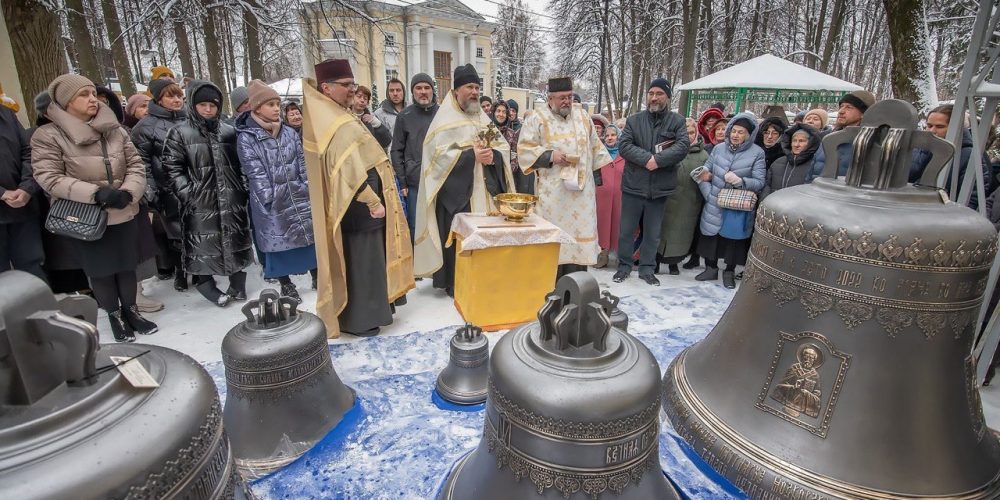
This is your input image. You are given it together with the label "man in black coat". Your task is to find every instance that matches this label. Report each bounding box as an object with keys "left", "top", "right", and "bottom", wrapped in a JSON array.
[
  {"left": 0, "top": 105, "right": 45, "bottom": 280},
  {"left": 614, "top": 78, "right": 689, "bottom": 286},
  {"left": 390, "top": 72, "right": 439, "bottom": 242}
]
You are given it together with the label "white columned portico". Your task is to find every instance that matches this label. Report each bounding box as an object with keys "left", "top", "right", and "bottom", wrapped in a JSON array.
[
  {"left": 457, "top": 33, "right": 466, "bottom": 67},
  {"left": 468, "top": 36, "right": 478, "bottom": 69},
  {"left": 407, "top": 26, "right": 421, "bottom": 81},
  {"left": 424, "top": 29, "right": 435, "bottom": 76}
]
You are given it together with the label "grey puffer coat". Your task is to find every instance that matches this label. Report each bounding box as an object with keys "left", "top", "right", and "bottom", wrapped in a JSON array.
[
  {"left": 697, "top": 112, "right": 767, "bottom": 237},
  {"left": 235, "top": 111, "right": 314, "bottom": 253},
  {"left": 160, "top": 80, "right": 252, "bottom": 276}
]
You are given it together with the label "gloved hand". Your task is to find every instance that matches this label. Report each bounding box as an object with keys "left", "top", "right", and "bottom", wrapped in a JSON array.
[
  {"left": 724, "top": 171, "right": 743, "bottom": 186},
  {"left": 94, "top": 186, "right": 118, "bottom": 206},
  {"left": 95, "top": 186, "right": 133, "bottom": 209},
  {"left": 109, "top": 190, "right": 134, "bottom": 209}
]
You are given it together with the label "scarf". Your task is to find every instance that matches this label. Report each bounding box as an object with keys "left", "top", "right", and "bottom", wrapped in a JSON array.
[
  {"left": 606, "top": 144, "right": 619, "bottom": 160},
  {"left": 252, "top": 111, "right": 281, "bottom": 138}
]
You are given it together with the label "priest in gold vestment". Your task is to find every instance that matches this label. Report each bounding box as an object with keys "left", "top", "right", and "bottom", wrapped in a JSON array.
[
  {"left": 302, "top": 59, "right": 413, "bottom": 337},
  {"left": 413, "top": 64, "right": 513, "bottom": 297},
  {"left": 517, "top": 77, "right": 612, "bottom": 278}
]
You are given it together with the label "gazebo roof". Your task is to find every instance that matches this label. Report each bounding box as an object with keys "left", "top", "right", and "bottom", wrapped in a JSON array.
[{"left": 677, "top": 54, "right": 862, "bottom": 92}]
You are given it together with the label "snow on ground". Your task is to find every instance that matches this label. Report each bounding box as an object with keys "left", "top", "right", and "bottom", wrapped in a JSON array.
[{"left": 97, "top": 262, "right": 1000, "bottom": 498}]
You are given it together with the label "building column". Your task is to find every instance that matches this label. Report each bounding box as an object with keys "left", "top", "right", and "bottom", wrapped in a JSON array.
[
  {"left": 457, "top": 33, "right": 467, "bottom": 66},
  {"left": 468, "top": 36, "right": 477, "bottom": 66},
  {"left": 423, "top": 28, "right": 434, "bottom": 77},
  {"left": 407, "top": 25, "right": 420, "bottom": 81}
]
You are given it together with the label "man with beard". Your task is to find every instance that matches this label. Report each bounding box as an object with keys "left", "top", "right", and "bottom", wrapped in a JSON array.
[
  {"left": 413, "top": 64, "right": 513, "bottom": 297},
  {"left": 518, "top": 77, "right": 612, "bottom": 278},
  {"left": 374, "top": 77, "right": 406, "bottom": 137},
  {"left": 390, "top": 73, "right": 439, "bottom": 240},
  {"left": 302, "top": 59, "right": 413, "bottom": 336},
  {"left": 614, "top": 78, "right": 689, "bottom": 286}
]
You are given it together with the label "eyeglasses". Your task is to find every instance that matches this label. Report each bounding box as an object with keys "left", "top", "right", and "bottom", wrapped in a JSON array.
[{"left": 331, "top": 81, "right": 358, "bottom": 90}]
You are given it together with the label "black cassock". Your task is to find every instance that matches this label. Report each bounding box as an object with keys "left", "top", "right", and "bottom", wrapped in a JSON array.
[
  {"left": 432, "top": 148, "right": 507, "bottom": 296},
  {"left": 338, "top": 167, "right": 393, "bottom": 336}
]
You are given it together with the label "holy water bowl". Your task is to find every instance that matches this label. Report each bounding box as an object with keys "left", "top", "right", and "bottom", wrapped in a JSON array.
[{"left": 494, "top": 193, "right": 537, "bottom": 222}]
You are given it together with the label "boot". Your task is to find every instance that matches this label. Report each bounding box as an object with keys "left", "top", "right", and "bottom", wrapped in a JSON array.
[
  {"left": 196, "top": 279, "right": 231, "bottom": 307},
  {"left": 123, "top": 305, "right": 158, "bottom": 335},
  {"left": 595, "top": 249, "right": 609, "bottom": 269},
  {"left": 226, "top": 287, "right": 247, "bottom": 301},
  {"left": 280, "top": 282, "right": 302, "bottom": 304},
  {"left": 173, "top": 268, "right": 188, "bottom": 291},
  {"left": 723, "top": 270, "right": 736, "bottom": 289},
  {"left": 108, "top": 310, "right": 136, "bottom": 343},
  {"left": 682, "top": 255, "right": 701, "bottom": 270},
  {"left": 695, "top": 267, "right": 719, "bottom": 281},
  {"left": 668, "top": 264, "right": 680, "bottom": 275},
  {"left": 136, "top": 283, "right": 164, "bottom": 313}
]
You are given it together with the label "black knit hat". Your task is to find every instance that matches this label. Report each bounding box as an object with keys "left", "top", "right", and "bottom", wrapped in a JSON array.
[
  {"left": 192, "top": 85, "right": 222, "bottom": 107},
  {"left": 649, "top": 78, "right": 671, "bottom": 98},
  {"left": 149, "top": 79, "right": 173, "bottom": 103},
  {"left": 454, "top": 64, "right": 479, "bottom": 89},
  {"left": 410, "top": 72, "right": 434, "bottom": 91},
  {"left": 506, "top": 99, "right": 518, "bottom": 111},
  {"left": 548, "top": 77, "right": 572, "bottom": 93},
  {"left": 731, "top": 116, "right": 756, "bottom": 134}
]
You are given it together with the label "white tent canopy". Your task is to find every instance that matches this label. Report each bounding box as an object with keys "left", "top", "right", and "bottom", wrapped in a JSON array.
[
  {"left": 677, "top": 54, "right": 862, "bottom": 92},
  {"left": 269, "top": 77, "right": 303, "bottom": 100}
]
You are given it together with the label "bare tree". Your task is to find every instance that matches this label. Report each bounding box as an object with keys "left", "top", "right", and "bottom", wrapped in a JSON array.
[{"left": 4, "top": 0, "right": 68, "bottom": 124}]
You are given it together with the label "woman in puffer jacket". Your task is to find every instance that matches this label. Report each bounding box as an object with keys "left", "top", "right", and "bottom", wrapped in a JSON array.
[
  {"left": 161, "top": 80, "right": 253, "bottom": 307},
  {"left": 693, "top": 112, "right": 766, "bottom": 289},
  {"left": 235, "top": 81, "right": 317, "bottom": 303},
  {"left": 31, "top": 74, "right": 157, "bottom": 342}
]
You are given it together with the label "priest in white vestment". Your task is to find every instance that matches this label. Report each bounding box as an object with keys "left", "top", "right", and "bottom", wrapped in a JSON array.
[{"left": 517, "top": 77, "right": 613, "bottom": 278}]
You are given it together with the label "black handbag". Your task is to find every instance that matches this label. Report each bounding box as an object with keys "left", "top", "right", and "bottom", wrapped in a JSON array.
[{"left": 44, "top": 138, "right": 113, "bottom": 242}]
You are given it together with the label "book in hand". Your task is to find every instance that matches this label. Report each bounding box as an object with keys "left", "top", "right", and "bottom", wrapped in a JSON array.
[{"left": 654, "top": 139, "right": 676, "bottom": 154}]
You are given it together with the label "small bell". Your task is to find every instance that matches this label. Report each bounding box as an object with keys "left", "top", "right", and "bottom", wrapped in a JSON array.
[{"left": 436, "top": 324, "right": 489, "bottom": 405}]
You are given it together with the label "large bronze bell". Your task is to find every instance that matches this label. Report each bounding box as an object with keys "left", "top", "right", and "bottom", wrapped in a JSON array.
[
  {"left": 437, "top": 324, "right": 490, "bottom": 404},
  {"left": 662, "top": 100, "right": 1000, "bottom": 498},
  {"left": 0, "top": 271, "right": 251, "bottom": 499},
  {"left": 440, "top": 272, "right": 679, "bottom": 499},
  {"left": 222, "top": 289, "right": 355, "bottom": 478}
]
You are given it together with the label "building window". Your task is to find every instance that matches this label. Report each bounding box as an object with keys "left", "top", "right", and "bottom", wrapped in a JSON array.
[
  {"left": 476, "top": 47, "right": 484, "bottom": 58},
  {"left": 385, "top": 33, "right": 397, "bottom": 48},
  {"left": 386, "top": 69, "right": 399, "bottom": 82}
]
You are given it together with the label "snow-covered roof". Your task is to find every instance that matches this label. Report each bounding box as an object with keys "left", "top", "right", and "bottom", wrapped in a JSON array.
[{"left": 677, "top": 54, "right": 862, "bottom": 92}]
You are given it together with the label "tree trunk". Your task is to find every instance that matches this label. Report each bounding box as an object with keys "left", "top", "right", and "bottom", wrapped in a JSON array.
[
  {"left": 200, "top": 0, "right": 230, "bottom": 111},
  {"left": 883, "top": 0, "right": 937, "bottom": 111},
  {"left": 174, "top": 21, "right": 196, "bottom": 79},
  {"left": 4, "top": 0, "right": 68, "bottom": 124},
  {"left": 677, "top": 0, "right": 701, "bottom": 117},
  {"left": 99, "top": 0, "right": 135, "bottom": 95},
  {"left": 65, "top": 0, "right": 101, "bottom": 79},
  {"left": 242, "top": 0, "right": 265, "bottom": 80},
  {"left": 819, "top": 0, "right": 847, "bottom": 72}
]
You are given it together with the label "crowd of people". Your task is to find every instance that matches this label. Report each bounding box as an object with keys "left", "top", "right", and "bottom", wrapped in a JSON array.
[{"left": 1, "top": 61, "right": 998, "bottom": 344}]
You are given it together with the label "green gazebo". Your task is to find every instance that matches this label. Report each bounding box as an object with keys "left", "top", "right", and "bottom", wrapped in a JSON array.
[{"left": 677, "top": 54, "right": 863, "bottom": 117}]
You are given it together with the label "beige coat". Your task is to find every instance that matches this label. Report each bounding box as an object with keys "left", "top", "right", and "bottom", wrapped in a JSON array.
[{"left": 31, "top": 102, "right": 146, "bottom": 225}]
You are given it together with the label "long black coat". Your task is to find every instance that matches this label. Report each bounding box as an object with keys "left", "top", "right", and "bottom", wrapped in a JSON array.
[
  {"left": 161, "top": 81, "right": 252, "bottom": 276},
  {"left": 131, "top": 102, "right": 187, "bottom": 238}
]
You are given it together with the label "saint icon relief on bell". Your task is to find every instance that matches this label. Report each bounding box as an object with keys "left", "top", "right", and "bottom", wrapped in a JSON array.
[
  {"left": 755, "top": 331, "right": 852, "bottom": 438},
  {"left": 770, "top": 344, "right": 824, "bottom": 418}
]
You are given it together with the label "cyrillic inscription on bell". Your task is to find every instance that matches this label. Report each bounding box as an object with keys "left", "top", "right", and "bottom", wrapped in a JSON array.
[
  {"left": 439, "top": 272, "right": 680, "bottom": 499},
  {"left": 663, "top": 100, "right": 1000, "bottom": 499}
]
